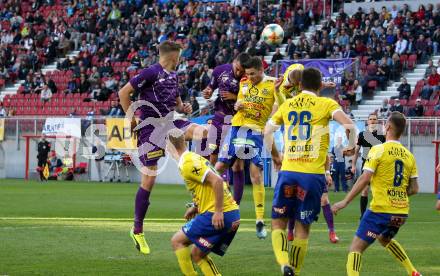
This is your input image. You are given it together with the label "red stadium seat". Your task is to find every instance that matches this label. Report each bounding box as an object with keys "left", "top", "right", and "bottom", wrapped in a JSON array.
[
  {"left": 367, "top": 80, "right": 377, "bottom": 90},
  {"left": 399, "top": 55, "right": 408, "bottom": 69},
  {"left": 407, "top": 55, "right": 417, "bottom": 70}
]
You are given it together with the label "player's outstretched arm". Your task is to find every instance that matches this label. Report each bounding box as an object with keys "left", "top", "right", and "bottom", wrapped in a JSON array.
[
  {"left": 274, "top": 76, "right": 285, "bottom": 106},
  {"left": 325, "top": 155, "right": 333, "bottom": 187},
  {"left": 264, "top": 123, "right": 282, "bottom": 170},
  {"left": 176, "top": 97, "right": 192, "bottom": 114},
  {"left": 406, "top": 178, "right": 419, "bottom": 196},
  {"left": 332, "top": 171, "right": 372, "bottom": 215},
  {"left": 351, "top": 145, "right": 360, "bottom": 175},
  {"left": 204, "top": 171, "right": 225, "bottom": 230},
  {"left": 118, "top": 82, "right": 134, "bottom": 114},
  {"left": 202, "top": 85, "right": 213, "bottom": 99},
  {"left": 333, "top": 110, "right": 357, "bottom": 151}
]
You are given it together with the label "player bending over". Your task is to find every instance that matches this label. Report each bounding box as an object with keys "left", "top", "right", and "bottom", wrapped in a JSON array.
[
  {"left": 118, "top": 41, "right": 207, "bottom": 255},
  {"left": 202, "top": 53, "right": 250, "bottom": 205},
  {"left": 265, "top": 67, "right": 356, "bottom": 275},
  {"left": 167, "top": 129, "right": 240, "bottom": 276},
  {"left": 215, "top": 56, "right": 284, "bottom": 239},
  {"left": 333, "top": 112, "right": 421, "bottom": 276}
]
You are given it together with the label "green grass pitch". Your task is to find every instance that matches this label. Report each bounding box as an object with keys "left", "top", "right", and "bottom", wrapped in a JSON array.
[{"left": 0, "top": 179, "right": 439, "bottom": 275}]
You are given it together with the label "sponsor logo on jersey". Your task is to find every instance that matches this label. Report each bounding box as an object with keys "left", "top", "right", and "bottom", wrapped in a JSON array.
[
  {"left": 198, "top": 237, "right": 213, "bottom": 248},
  {"left": 366, "top": 231, "right": 377, "bottom": 239},
  {"left": 192, "top": 166, "right": 201, "bottom": 176},
  {"left": 300, "top": 210, "right": 313, "bottom": 220},
  {"left": 261, "top": 88, "right": 269, "bottom": 96},
  {"left": 283, "top": 185, "right": 295, "bottom": 198},
  {"left": 147, "top": 149, "right": 164, "bottom": 159},
  {"left": 297, "top": 186, "right": 307, "bottom": 201},
  {"left": 273, "top": 206, "right": 286, "bottom": 214}
]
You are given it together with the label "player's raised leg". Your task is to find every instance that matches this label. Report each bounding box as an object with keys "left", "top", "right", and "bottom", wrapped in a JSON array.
[
  {"left": 231, "top": 160, "right": 245, "bottom": 205},
  {"left": 171, "top": 230, "right": 198, "bottom": 276},
  {"left": 249, "top": 162, "right": 267, "bottom": 239}
]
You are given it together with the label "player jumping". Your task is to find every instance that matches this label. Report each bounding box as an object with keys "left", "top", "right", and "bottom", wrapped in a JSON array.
[
  {"left": 265, "top": 67, "right": 356, "bottom": 275},
  {"left": 167, "top": 129, "right": 240, "bottom": 276},
  {"left": 279, "top": 63, "right": 340, "bottom": 243},
  {"left": 118, "top": 41, "right": 207, "bottom": 255},
  {"left": 202, "top": 53, "right": 250, "bottom": 205},
  {"left": 215, "top": 56, "right": 284, "bottom": 239},
  {"left": 333, "top": 111, "right": 421, "bottom": 276}
]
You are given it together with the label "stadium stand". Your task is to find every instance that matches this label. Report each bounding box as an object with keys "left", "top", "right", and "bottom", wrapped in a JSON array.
[{"left": 0, "top": 1, "right": 439, "bottom": 118}]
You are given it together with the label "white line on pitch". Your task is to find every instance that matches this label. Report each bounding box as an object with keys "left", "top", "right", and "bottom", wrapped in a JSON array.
[{"left": 0, "top": 217, "right": 438, "bottom": 224}]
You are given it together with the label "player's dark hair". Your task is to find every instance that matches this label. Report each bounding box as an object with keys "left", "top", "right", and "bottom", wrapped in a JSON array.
[
  {"left": 158, "top": 41, "right": 182, "bottom": 55},
  {"left": 235, "top": 52, "right": 251, "bottom": 66},
  {"left": 242, "top": 56, "right": 263, "bottom": 70},
  {"left": 388, "top": 111, "right": 406, "bottom": 138},
  {"left": 167, "top": 128, "right": 186, "bottom": 151},
  {"left": 301, "top": 68, "right": 322, "bottom": 92}
]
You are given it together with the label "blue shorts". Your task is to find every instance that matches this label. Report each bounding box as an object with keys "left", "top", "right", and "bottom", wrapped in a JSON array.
[
  {"left": 182, "top": 209, "right": 240, "bottom": 255},
  {"left": 437, "top": 191, "right": 440, "bottom": 200},
  {"left": 218, "top": 126, "right": 263, "bottom": 168},
  {"left": 321, "top": 179, "right": 328, "bottom": 193},
  {"left": 356, "top": 210, "right": 408, "bottom": 244},
  {"left": 272, "top": 171, "right": 325, "bottom": 224}
]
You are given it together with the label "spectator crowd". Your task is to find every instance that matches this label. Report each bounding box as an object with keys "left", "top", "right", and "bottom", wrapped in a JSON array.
[{"left": 0, "top": 1, "right": 439, "bottom": 118}]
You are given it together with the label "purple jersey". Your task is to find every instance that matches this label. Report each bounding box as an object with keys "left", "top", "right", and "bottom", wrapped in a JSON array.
[
  {"left": 210, "top": 63, "right": 240, "bottom": 115},
  {"left": 129, "top": 63, "right": 179, "bottom": 120}
]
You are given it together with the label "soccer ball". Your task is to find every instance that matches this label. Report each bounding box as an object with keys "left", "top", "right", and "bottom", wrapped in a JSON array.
[{"left": 261, "top": 24, "right": 284, "bottom": 46}]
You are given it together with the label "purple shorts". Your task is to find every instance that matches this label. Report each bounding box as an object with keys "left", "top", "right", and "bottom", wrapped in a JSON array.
[
  {"left": 137, "top": 119, "right": 191, "bottom": 166},
  {"left": 207, "top": 113, "right": 232, "bottom": 155}
]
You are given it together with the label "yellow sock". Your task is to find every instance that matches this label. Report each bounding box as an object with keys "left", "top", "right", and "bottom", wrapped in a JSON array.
[
  {"left": 385, "top": 239, "right": 417, "bottom": 275},
  {"left": 347, "top": 252, "right": 362, "bottom": 276},
  {"left": 290, "top": 238, "right": 308, "bottom": 274},
  {"left": 271, "top": 229, "right": 290, "bottom": 266},
  {"left": 197, "top": 256, "right": 221, "bottom": 276},
  {"left": 175, "top": 247, "right": 198, "bottom": 276},
  {"left": 252, "top": 183, "right": 265, "bottom": 220}
]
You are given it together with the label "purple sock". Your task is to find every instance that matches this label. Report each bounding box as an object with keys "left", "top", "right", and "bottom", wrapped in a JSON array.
[
  {"left": 221, "top": 169, "right": 229, "bottom": 182},
  {"left": 322, "top": 204, "right": 334, "bottom": 232},
  {"left": 232, "top": 170, "right": 244, "bottom": 205},
  {"left": 288, "top": 218, "right": 295, "bottom": 233},
  {"left": 133, "top": 187, "right": 151, "bottom": 234}
]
